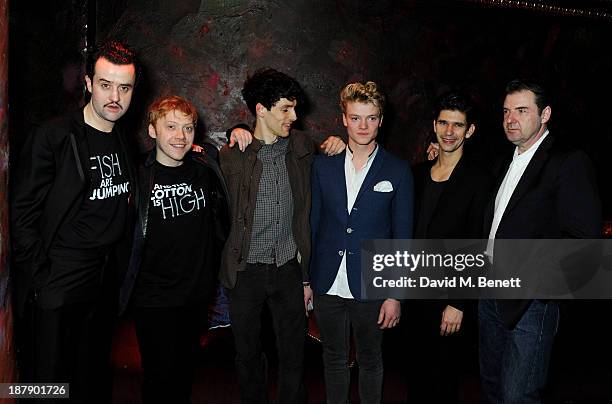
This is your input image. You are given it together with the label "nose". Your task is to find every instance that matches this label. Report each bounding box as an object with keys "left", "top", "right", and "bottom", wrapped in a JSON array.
[
  {"left": 178, "top": 129, "right": 188, "bottom": 139},
  {"left": 110, "top": 86, "right": 120, "bottom": 102},
  {"left": 358, "top": 118, "right": 367, "bottom": 129},
  {"left": 445, "top": 124, "right": 454, "bottom": 135},
  {"left": 289, "top": 109, "right": 297, "bottom": 122},
  {"left": 505, "top": 111, "right": 516, "bottom": 124}
]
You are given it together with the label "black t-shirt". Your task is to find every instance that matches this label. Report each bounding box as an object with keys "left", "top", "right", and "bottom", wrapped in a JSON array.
[
  {"left": 132, "top": 159, "right": 215, "bottom": 307},
  {"left": 54, "top": 125, "right": 130, "bottom": 249},
  {"left": 415, "top": 174, "right": 447, "bottom": 238}
]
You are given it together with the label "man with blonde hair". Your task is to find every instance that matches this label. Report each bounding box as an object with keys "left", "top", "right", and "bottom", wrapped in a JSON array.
[
  {"left": 310, "top": 81, "right": 414, "bottom": 403},
  {"left": 120, "top": 95, "right": 229, "bottom": 403}
]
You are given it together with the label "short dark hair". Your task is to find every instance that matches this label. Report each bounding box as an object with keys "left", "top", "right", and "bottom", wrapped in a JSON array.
[
  {"left": 241, "top": 68, "right": 305, "bottom": 115},
  {"left": 86, "top": 40, "right": 139, "bottom": 82},
  {"left": 505, "top": 79, "right": 549, "bottom": 114},
  {"left": 434, "top": 91, "right": 475, "bottom": 125}
]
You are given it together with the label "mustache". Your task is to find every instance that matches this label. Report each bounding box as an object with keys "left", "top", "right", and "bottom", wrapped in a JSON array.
[{"left": 104, "top": 102, "right": 123, "bottom": 110}]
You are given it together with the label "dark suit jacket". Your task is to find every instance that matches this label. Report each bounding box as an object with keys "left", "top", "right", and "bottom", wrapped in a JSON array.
[
  {"left": 413, "top": 157, "right": 493, "bottom": 311},
  {"left": 310, "top": 146, "right": 414, "bottom": 298},
  {"left": 485, "top": 134, "right": 601, "bottom": 328},
  {"left": 413, "top": 157, "right": 493, "bottom": 239},
  {"left": 10, "top": 109, "right": 138, "bottom": 316}
]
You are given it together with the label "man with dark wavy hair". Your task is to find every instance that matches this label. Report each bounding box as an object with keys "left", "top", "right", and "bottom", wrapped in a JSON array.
[
  {"left": 219, "top": 68, "right": 313, "bottom": 403},
  {"left": 480, "top": 79, "right": 601, "bottom": 403},
  {"left": 11, "top": 40, "right": 138, "bottom": 402}
]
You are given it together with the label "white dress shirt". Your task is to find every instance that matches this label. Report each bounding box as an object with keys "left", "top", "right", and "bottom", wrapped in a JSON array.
[
  {"left": 327, "top": 145, "right": 379, "bottom": 299},
  {"left": 486, "top": 130, "right": 549, "bottom": 259}
]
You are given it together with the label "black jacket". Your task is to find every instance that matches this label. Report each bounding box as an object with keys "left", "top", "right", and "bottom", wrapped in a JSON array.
[
  {"left": 484, "top": 135, "right": 602, "bottom": 328},
  {"left": 10, "top": 109, "right": 138, "bottom": 316},
  {"left": 413, "top": 157, "right": 493, "bottom": 239},
  {"left": 413, "top": 157, "right": 493, "bottom": 310},
  {"left": 118, "top": 149, "right": 229, "bottom": 314}
]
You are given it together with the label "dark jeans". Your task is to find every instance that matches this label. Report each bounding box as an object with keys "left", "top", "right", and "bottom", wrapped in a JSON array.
[
  {"left": 19, "top": 296, "right": 115, "bottom": 404},
  {"left": 479, "top": 299, "right": 559, "bottom": 404},
  {"left": 228, "top": 259, "right": 306, "bottom": 404},
  {"left": 133, "top": 304, "right": 206, "bottom": 404},
  {"left": 314, "top": 294, "right": 384, "bottom": 404}
]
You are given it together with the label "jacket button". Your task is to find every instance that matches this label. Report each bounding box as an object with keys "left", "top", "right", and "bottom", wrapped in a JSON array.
[
  {"left": 338, "top": 250, "right": 344, "bottom": 256},
  {"left": 346, "top": 228, "right": 353, "bottom": 234}
]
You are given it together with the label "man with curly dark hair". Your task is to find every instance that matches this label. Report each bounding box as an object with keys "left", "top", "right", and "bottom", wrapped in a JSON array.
[{"left": 218, "top": 68, "right": 314, "bottom": 403}]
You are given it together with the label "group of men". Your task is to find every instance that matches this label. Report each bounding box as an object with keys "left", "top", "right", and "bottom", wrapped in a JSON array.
[{"left": 10, "top": 39, "right": 601, "bottom": 404}]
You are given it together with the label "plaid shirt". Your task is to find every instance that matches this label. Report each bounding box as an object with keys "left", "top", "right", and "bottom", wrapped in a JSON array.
[{"left": 247, "top": 137, "right": 297, "bottom": 265}]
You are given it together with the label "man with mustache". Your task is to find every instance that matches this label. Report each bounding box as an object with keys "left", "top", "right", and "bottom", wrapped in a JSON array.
[
  {"left": 11, "top": 40, "right": 138, "bottom": 402},
  {"left": 479, "top": 79, "right": 601, "bottom": 403}
]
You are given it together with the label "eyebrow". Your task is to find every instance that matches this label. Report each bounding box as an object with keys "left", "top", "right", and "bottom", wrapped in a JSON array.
[{"left": 96, "top": 78, "right": 133, "bottom": 87}]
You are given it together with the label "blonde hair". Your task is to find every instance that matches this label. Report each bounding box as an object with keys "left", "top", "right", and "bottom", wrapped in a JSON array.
[
  {"left": 339, "top": 81, "right": 385, "bottom": 116},
  {"left": 148, "top": 95, "right": 198, "bottom": 126}
]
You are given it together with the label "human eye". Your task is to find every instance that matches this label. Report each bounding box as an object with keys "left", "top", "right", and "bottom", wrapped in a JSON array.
[
  {"left": 119, "top": 85, "right": 131, "bottom": 93},
  {"left": 184, "top": 125, "right": 194, "bottom": 133},
  {"left": 455, "top": 123, "right": 465, "bottom": 128},
  {"left": 100, "top": 82, "right": 110, "bottom": 89},
  {"left": 368, "top": 116, "right": 379, "bottom": 122},
  {"left": 437, "top": 120, "right": 448, "bottom": 126},
  {"left": 167, "top": 125, "right": 175, "bottom": 130}
]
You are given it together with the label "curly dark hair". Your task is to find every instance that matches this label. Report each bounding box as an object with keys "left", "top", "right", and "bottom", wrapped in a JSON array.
[
  {"left": 86, "top": 40, "right": 139, "bottom": 82},
  {"left": 434, "top": 91, "right": 475, "bottom": 125},
  {"left": 241, "top": 68, "right": 305, "bottom": 115}
]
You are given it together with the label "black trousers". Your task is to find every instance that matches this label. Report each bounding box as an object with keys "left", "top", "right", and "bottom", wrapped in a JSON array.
[
  {"left": 314, "top": 294, "right": 384, "bottom": 404},
  {"left": 18, "top": 296, "right": 115, "bottom": 404},
  {"left": 228, "top": 259, "right": 306, "bottom": 404},
  {"left": 133, "top": 304, "right": 206, "bottom": 404},
  {"left": 401, "top": 300, "right": 479, "bottom": 404}
]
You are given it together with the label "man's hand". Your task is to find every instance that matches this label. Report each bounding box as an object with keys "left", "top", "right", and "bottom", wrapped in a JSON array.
[
  {"left": 440, "top": 305, "right": 463, "bottom": 336},
  {"left": 304, "top": 285, "right": 314, "bottom": 317},
  {"left": 229, "top": 127, "right": 253, "bottom": 152},
  {"left": 320, "top": 136, "right": 346, "bottom": 156},
  {"left": 427, "top": 142, "right": 440, "bottom": 161},
  {"left": 378, "top": 298, "right": 401, "bottom": 329}
]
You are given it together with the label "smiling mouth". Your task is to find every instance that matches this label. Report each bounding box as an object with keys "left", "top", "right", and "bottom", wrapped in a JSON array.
[{"left": 170, "top": 144, "right": 187, "bottom": 149}]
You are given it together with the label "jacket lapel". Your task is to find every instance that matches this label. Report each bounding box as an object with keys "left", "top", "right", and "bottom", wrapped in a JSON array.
[
  {"left": 501, "top": 135, "right": 553, "bottom": 217},
  {"left": 352, "top": 146, "right": 385, "bottom": 213}
]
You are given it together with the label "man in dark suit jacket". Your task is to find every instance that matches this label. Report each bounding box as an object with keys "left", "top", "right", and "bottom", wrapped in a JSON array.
[
  {"left": 479, "top": 79, "right": 602, "bottom": 403},
  {"left": 310, "top": 81, "right": 413, "bottom": 403},
  {"left": 11, "top": 41, "right": 139, "bottom": 402},
  {"left": 407, "top": 91, "right": 492, "bottom": 403}
]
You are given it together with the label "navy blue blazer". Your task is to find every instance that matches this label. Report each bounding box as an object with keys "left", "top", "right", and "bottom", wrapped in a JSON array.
[{"left": 310, "top": 146, "right": 414, "bottom": 298}]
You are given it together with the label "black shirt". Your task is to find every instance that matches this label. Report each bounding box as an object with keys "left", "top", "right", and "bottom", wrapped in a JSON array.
[
  {"left": 53, "top": 125, "right": 130, "bottom": 250},
  {"left": 132, "top": 160, "right": 215, "bottom": 307},
  {"left": 415, "top": 173, "right": 447, "bottom": 238},
  {"left": 37, "top": 126, "right": 130, "bottom": 308}
]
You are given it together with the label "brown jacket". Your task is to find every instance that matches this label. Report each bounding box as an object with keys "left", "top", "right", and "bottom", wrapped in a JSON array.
[{"left": 218, "top": 131, "right": 315, "bottom": 288}]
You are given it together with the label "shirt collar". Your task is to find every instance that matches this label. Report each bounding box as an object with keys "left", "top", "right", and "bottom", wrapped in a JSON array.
[{"left": 513, "top": 130, "right": 549, "bottom": 162}]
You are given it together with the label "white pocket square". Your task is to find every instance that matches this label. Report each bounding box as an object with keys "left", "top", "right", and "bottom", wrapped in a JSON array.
[{"left": 373, "top": 180, "right": 393, "bottom": 192}]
